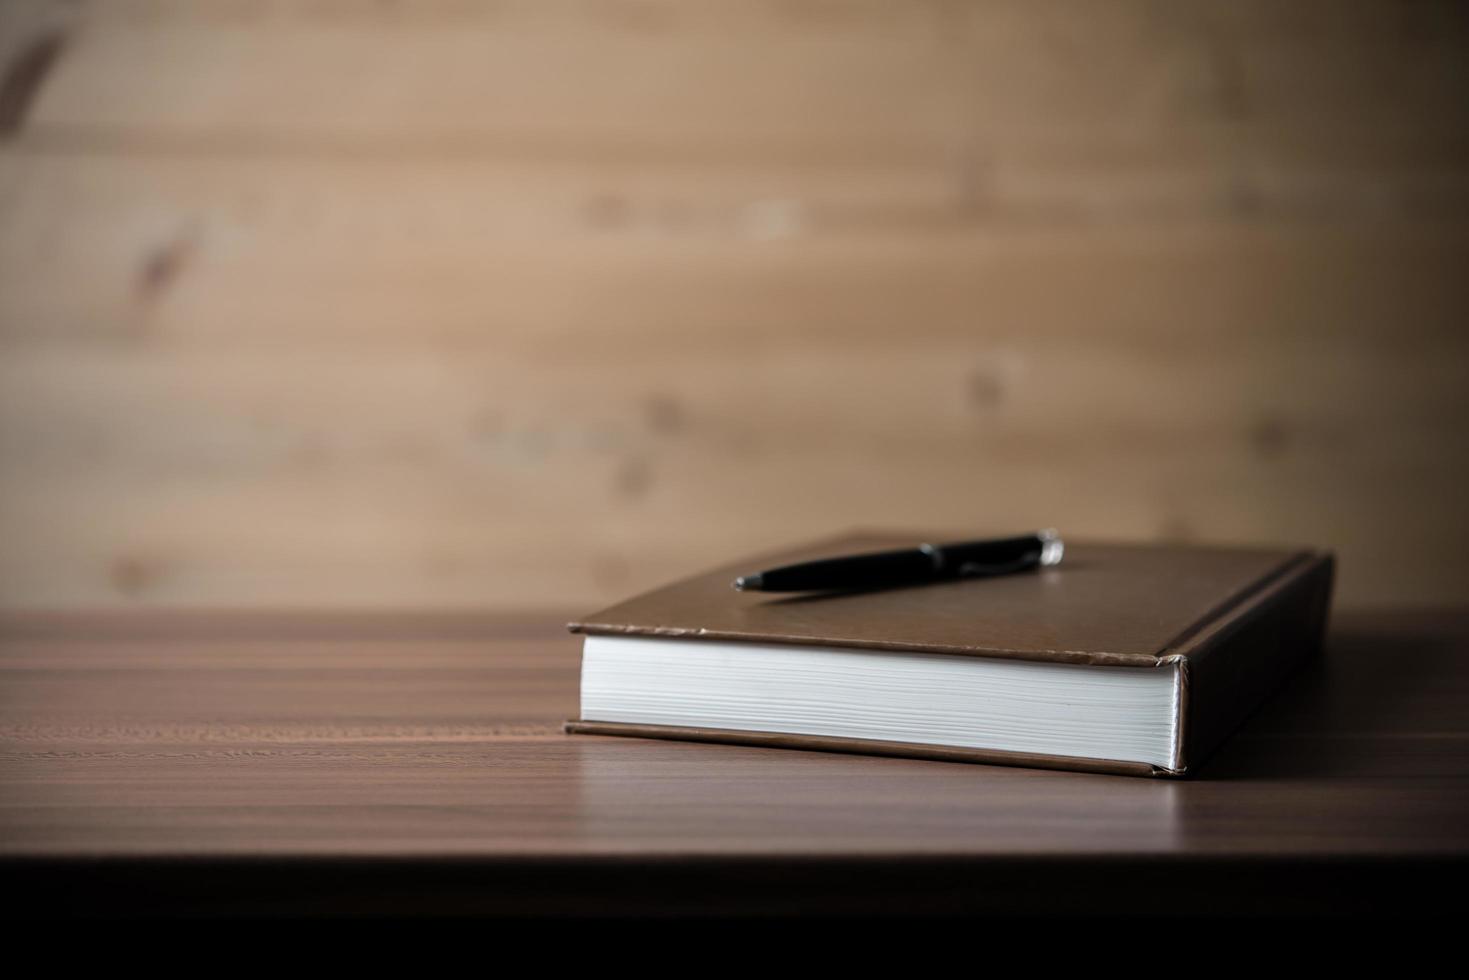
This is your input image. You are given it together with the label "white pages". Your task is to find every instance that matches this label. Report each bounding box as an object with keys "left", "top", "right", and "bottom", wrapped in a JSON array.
[{"left": 580, "top": 633, "right": 1181, "bottom": 768}]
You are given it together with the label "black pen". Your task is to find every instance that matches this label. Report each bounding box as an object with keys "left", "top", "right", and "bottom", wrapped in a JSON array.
[{"left": 732, "top": 530, "right": 1063, "bottom": 592}]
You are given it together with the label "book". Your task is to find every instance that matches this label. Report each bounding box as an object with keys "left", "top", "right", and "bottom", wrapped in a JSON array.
[{"left": 563, "top": 532, "right": 1335, "bottom": 777}]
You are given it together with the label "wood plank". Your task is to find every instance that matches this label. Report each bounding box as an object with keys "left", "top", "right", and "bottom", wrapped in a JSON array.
[
  {"left": 1, "top": 152, "right": 1467, "bottom": 346},
  {"left": 23, "top": 0, "right": 1469, "bottom": 149},
  {"left": 1, "top": 337, "right": 1465, "bottom": 610}
]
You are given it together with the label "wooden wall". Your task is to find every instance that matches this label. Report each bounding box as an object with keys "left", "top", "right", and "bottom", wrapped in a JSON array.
[{"left": 1, "top": 0, "right": 1466, "bottom": 611}]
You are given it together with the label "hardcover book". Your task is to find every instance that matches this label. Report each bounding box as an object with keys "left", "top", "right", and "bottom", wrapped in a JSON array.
[{"left": 564, "top": 532, "right": 1335, "bottom": 777}]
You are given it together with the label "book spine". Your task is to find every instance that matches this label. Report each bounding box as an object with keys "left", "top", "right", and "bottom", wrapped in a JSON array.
[{"left": 1161, "top": 552, "right": 1336, "bottom": 776}]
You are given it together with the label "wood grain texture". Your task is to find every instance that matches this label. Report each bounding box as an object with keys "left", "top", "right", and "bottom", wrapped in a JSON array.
[
  {"left": 0, "top": 609, "right": 1465, "bottom": 857},
  {"left": 26, "top": 1, "right": 1469, "bottom": 144},
  {"left": 1, "top": 609, "right": 1466, "bottom": 915},
  {"left": 1, "top": 0, "right": 1467, "bottom": 612}
]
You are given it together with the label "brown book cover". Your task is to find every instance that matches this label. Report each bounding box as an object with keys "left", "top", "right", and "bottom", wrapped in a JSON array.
[{"left": 564, "top": 531, "right": 1335, "bottom": 777}]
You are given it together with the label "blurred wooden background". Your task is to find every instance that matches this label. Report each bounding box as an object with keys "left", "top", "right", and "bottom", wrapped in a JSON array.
[{"left": 0, "top": 0, "right": 1466, "bottom": 611}]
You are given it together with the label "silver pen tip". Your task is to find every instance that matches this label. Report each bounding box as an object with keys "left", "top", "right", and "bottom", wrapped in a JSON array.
[
  {"left": 732, "top": 574, "right": 762, "bottom": 591},
  {"left": 1038, "top": 528, "right": 1064, "bottom": 567}
]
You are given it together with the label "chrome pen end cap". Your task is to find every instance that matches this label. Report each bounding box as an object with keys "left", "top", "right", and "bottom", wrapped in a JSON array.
[{"left": 1038, "top": 528, "right": 1064, "bottom": 567}]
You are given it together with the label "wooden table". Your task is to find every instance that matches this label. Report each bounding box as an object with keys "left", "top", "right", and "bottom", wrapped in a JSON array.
[{"left": 2, "top": 610, "right": 1466, "bottom": 917}]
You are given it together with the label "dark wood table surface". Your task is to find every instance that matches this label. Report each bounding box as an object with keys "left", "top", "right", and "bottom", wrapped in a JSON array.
[{"left": 3, "top": 609, "right": 1467, "bottom": 917}]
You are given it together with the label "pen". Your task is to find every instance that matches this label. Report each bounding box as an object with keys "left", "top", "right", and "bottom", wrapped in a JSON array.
[{"left": 732, "top": 530, "right": 1063, "bottom": 592}]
